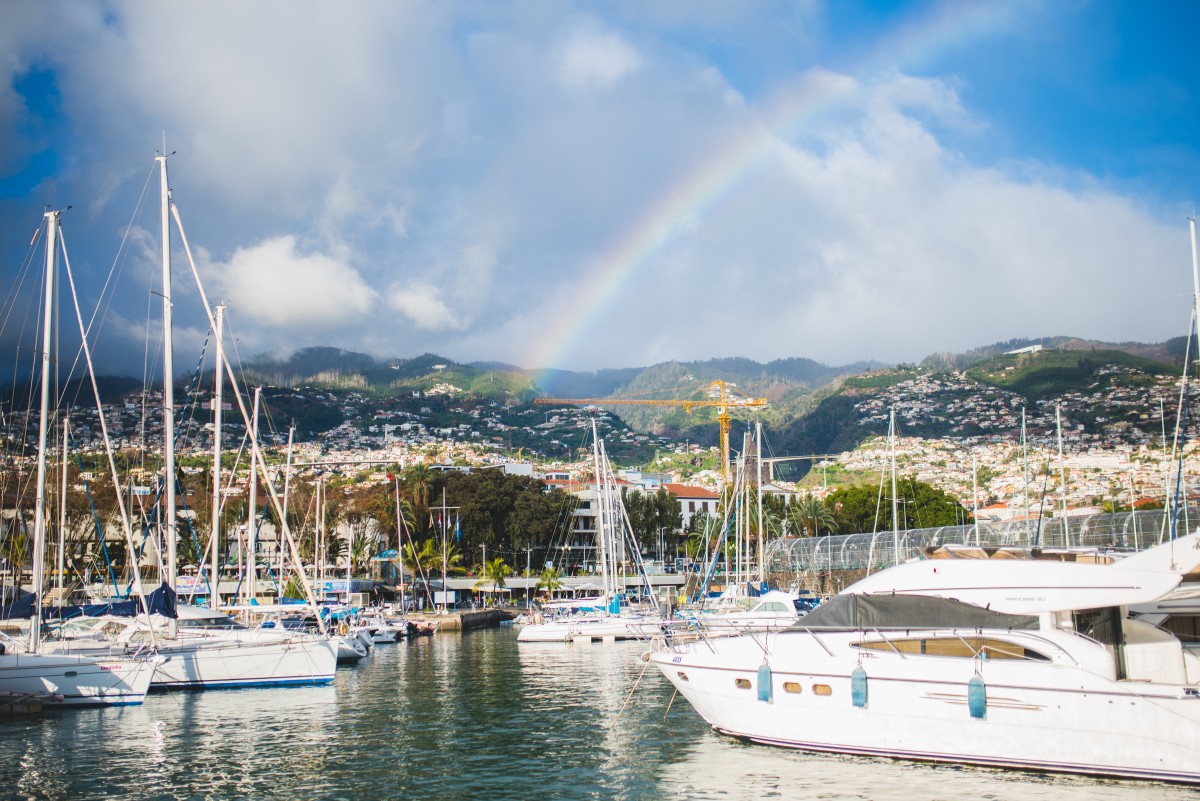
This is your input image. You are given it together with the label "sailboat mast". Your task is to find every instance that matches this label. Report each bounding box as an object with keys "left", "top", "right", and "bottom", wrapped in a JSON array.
[
  {"left": 591, "top": 420, "right": 610, "bottom": 604},
  {"left": 1056, "top": 405, "right": 1069, "bottom": 546},
  {"left": 209, "top": 305, "right": 224, "bottom": 610},
  {"left": 971, "top": 452, "right": 981, "bottom": 546},
  {"left": 1021, "top": 408, "right": 1031, "bottom": 540},
  {"left": 157, "top": 154, "right": 178, "bottom": 601},
  {"left": 756, "top": 421, "right": 764, "bottom": 583},
  {"left": 57, "top": 420, "right": 68, "bottom": 607},
  {"left": 890, "top": 409, "right": 899, "bottom": 566},
  {"left": 31, "top": 210, "right": 59, "bottom": 652},
  {"left": 281, "top": 426, "right": 294, "bottom": 597},
  {"left": 246, "top": 387, "right": 261, "bottom": 605}
]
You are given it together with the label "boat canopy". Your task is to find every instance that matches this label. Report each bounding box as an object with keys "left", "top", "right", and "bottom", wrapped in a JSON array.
[
  {"left": 790, "top": 593, "right": 1039, "bottom": 632},
  {"left": 38, "top": 582, "right": 177, "bottom": 621}
]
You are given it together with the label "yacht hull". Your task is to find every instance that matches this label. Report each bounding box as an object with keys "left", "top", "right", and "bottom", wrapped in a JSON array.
[
  {"left": 150, "top": 637, "right": 338, "bottom": 690},
  {"left": 518, "top": 615, "right": 668, "bottom": 642},
  {"left": 652, "top": 629, "right": 1200, "bottom": 784},
  {"left": 0, "top": 653, "right": 155, "bottom": 706}
]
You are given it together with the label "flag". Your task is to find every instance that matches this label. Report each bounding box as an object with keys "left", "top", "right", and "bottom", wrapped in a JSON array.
[
  {"left": 455, "top": 514, "right": 461, "bottom": 542},
  {"left": 387, "top": 472, "right": 394, "bottom": 481}
]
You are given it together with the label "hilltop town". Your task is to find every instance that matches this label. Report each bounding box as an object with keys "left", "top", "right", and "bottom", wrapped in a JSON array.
[{"left": 4, "top": 341, "right": 1193, "bottom": 530}]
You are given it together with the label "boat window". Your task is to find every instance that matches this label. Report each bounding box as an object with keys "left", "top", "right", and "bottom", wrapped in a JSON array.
[
  {"left": 812, "top": 684, "right": 832, "bottom": 696},
  {"left": 854, "top": 637, "right": 1048, "bottom": 661},
  {"left": 1073, "top": 607, "right": 1122, "bottom": 647},
  {"left": 783, "top": 682, "right": 802, "bottom": 694},
  {"left": 734, "top": 678, "right": 752, "bottom": 689},
  {"left": 179, "top": 617, "right": 247, "bottom": 630},
  {"left": 676, "top": 672, "right": 689, "bottom": 682},
  {"left": 856, "top": 639, "right": 923, "bottom": 654}
]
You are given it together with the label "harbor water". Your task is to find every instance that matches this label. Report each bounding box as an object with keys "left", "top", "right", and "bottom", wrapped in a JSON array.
[{"left": 0, "top": 625, "right": 1196, "bottom": 800}]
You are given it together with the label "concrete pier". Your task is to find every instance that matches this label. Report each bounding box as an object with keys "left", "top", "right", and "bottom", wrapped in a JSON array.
[{"left": 407, "top": 608, "right": 509, "bottom": 631}]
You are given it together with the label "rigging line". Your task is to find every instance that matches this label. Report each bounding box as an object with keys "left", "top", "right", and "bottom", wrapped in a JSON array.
[
  {"left": 59, "top": 226, "right": 156, "bottom": 624},
  {"left": 66, "top": 425, "right": 119, "bottom": 594},
  {"left": 79, "top": 163, "right": 157, "bottom": 344},
  {"left": 0, "top": 223, "right": 42, "bottom": 343}
]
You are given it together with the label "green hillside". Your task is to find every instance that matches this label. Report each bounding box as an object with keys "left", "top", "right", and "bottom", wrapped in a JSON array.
[{"left": 965, "top": 348, "right": 1174, "bottom": 400}]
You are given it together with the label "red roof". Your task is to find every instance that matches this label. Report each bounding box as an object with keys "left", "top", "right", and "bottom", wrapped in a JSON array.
[{"left": 662, "top": 483, "right": 719, "bottom": 499}]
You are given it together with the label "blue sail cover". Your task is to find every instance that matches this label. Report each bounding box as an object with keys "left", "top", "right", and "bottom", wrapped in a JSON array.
[
  {"left": 0, "top": 591, "right": 37, "bottom": 620},
  {"left": 42, "top": 582, "right": 178, "bottom": 621}
]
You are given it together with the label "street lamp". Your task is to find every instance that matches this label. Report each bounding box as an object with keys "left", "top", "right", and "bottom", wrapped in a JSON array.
[{"left": 659, "top": 527, "right": 667, "bottom": 563}]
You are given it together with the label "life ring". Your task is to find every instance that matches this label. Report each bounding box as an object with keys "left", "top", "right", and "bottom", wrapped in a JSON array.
[{"left": 338, "top": 621, "right": 349, "bottom": 637}]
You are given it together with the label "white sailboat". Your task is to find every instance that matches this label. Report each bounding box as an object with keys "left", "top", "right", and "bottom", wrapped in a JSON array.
[
  {"left": 519, "top": 421, "right": 668, "bottom": 643},
  {"left": 44, "top": 155, "right": 336, "bottom": 688},
  {"left": 0, "top": 209, "right": 157, "bottom": 706}
]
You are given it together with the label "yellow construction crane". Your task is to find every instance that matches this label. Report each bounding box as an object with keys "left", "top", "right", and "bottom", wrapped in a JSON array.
[{"left": 534, "top": 379, "right": 768, "bottom": 486}]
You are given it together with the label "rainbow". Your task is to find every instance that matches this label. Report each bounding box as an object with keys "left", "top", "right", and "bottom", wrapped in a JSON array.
[{"left": 522, "top": 0, "right": 1024, "bottom": 386}]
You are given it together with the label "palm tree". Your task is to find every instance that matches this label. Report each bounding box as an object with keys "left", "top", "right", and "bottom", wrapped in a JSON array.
[
  {"left": 788, "top": 494, "right": 838, "bottom": 538},
  {"left": 474, "top": 557, "right": 513, "bottom": 606},
  {"left": 535, "top": 566, "right": 563, "bottom": 600},
  {"left": 403, "top": 464, "right": 434, "bottom": 532},
  {"left": 402, "top": 538, "right": 442, "bottom": 578}
]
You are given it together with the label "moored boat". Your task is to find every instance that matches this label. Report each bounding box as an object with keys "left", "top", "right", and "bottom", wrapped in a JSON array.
[{"left": 649, "top": 531, "right": 1200, "bottom": 784}]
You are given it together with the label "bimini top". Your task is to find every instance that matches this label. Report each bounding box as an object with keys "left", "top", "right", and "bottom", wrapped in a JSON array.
[{"left": 790, "top": 592, "right": 1039, "bottom": 632}]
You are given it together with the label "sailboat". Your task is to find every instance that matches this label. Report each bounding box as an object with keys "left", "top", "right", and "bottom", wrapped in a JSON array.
[
  {"left": 518, "top": 421, "right": 668, "bottom": 643},
  {"left": 43, "top": 155, "right": 336, "bottom": 688},
  {"left": 674, "top": 426, "right": 808, "bottom": 635},
  {"left": 0, "top": 209, "right": 158, "bottom": 706}
]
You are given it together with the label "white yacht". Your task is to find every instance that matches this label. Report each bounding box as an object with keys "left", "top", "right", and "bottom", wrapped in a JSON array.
[
  {"left": 675, "top": 590, "right": 809, "bottom": 635},
  {"left": 518, "top": 599, "right": 669, "bottom": 643},
  {"left": 649, "top": 532, "right": 1200, "bottom": 784}
]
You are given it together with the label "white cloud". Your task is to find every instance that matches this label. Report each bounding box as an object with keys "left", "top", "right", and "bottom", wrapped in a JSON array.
[
  {"left": 208, "top": 236, "right": 376, "bottom": 330},
  {"left": 556, "top": 27, "right": 642, "bottom": 90},
  {"left": 1, "top": 3, "right": 1191, "bottom": 375},
  {"left": 387, "top": 283, "right": 464, "bottom": 331}
]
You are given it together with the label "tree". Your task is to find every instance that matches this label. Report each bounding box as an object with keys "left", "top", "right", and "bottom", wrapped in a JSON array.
[
  {"left": 474, "top": 557, "right": 513, "bottom": 603},
  {"left": 787, "top": 495, "right": 838, "bottom": 537},
  {"left": 402, "top": 537, "right": 465, "bottom": 579},
  {"left": 402, "top": 464, "right": 435, "bottom": 533},
  {"left": 620, "top": 487, "right": 683, "bottom": 555},
  {"left": 826, "top": 477, "right": 968, "bottom": 535},
  {"left": 535, "top": 566, "right": 564, "bottom": 598}
]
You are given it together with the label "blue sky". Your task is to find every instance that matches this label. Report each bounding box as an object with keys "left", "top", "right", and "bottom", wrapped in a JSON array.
[{"left": 2, "top": 0, "right": 1199, "bottom": 381}]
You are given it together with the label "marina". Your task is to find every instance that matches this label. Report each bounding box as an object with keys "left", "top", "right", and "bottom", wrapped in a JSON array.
[
  {"left": 5, "top": 4, "right": 1200, "bottom": 798},
  {"left": 0, "top": 626, "right": 1196, "bottom": 801}
]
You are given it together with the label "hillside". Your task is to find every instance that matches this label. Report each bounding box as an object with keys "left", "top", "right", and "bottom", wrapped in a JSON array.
[
  {"left": 11, "top": 338, "right": 1181, "bottom": 471},
  {"left": 769, "top": 347, "right": 1179, "bottom": 481}
]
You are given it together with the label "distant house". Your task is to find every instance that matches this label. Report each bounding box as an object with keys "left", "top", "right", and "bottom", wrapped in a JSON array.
[{"left": 662, "top": 483, "right": 720, "bottom": 529}]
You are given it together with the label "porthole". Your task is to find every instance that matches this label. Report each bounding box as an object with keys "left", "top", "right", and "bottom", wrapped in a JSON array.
[
  {"left": 783, "top": 682, "right": 803, "bottom": 694},
  {"left": 676, "top": 672, "right": 689, "bottom": 682},
  {"left": 813, "top": 684, "right": 832, "bottom": 696},
  {"left": 735, "top": 678, "right": 752, "bottom": 689}
]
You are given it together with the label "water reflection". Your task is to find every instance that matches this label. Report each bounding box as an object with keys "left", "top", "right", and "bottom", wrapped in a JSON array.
[
  {"left": 0, "top": 628, "right": 1193, "bottom": 801},
  {"left": 650, "top": 731, "right": 1199, "bottom": 801}
]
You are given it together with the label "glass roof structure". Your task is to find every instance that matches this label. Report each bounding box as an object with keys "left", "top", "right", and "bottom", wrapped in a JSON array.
[{"left": 765, "top": 507, "right": 1195, "bottom": 574}]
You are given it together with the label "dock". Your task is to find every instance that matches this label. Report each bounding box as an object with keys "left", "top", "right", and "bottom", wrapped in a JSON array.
[{"left": 406, "top": 608, "right": 513, "bottom": 631}]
